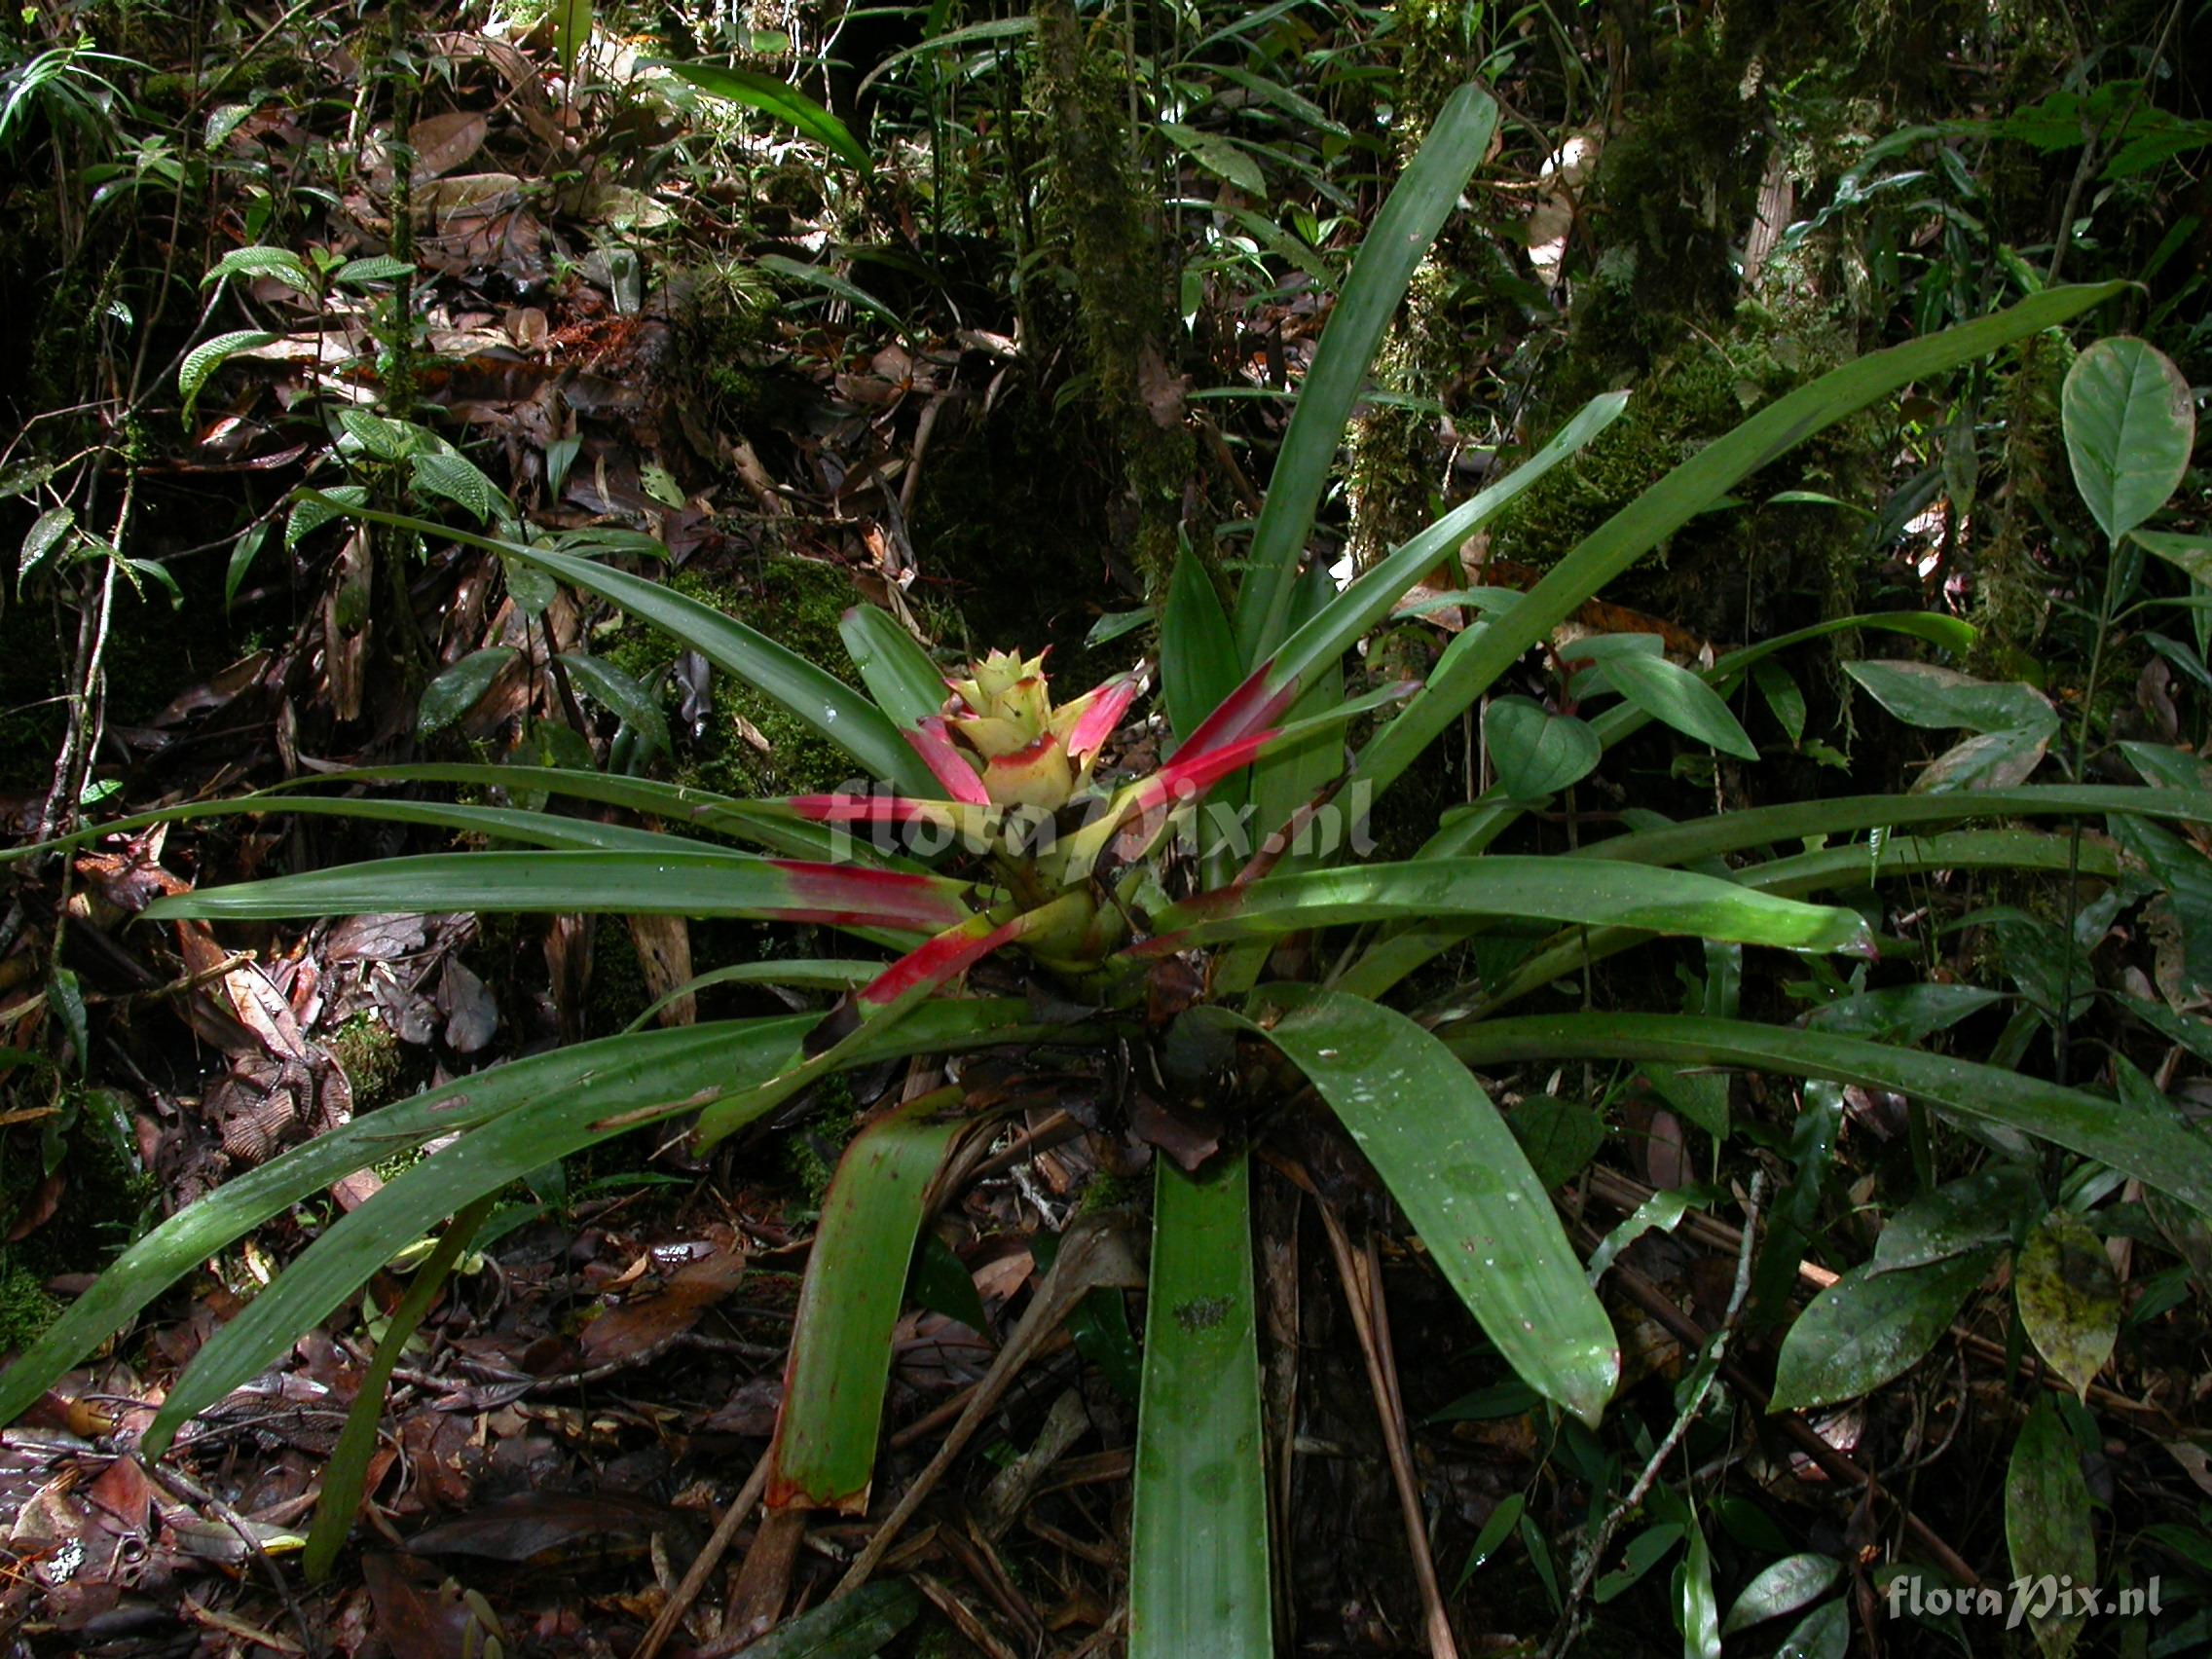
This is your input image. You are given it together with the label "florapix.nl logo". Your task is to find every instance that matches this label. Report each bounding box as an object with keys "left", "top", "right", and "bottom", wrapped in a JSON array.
[{"left": 1885, "top": 1572, "right": 2162, "bottom": 1631}]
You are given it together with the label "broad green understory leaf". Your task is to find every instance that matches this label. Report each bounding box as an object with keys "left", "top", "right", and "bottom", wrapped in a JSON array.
[
  {"left": 2008, "top": 1395, "right": 2096, "bottom": 1659},
  {"left": 768, "top": 1088, "right": 979, "bottom": 1511},
  {"left": 1129, "top": 1155, "right": 1271, "bottom": 1659},
  {"left": 1844, "top": 661, "right": 2059, "bottom": 792},
  {"left": 733, "top": 1581, "right": 923, "bottom": 1659},
  {"left": 2060, "top": 336, "right": 2194, "bottom": 543},
  {"left": 1768, "top": 1247, "right": 1997, "bottom": 1412},
  {"left": 1444, "top": 1015, "right": 2212, "bottom": 1217},
  {"left": 2014, "top": 1207, "right": 2120, "bottom": 1401},
  {"left": 1722, "top": 1553, "right": 1844, "bottom": 1636},
  {"left": 1242, "top": 986, "right": 1619, "bottom": 1425}
]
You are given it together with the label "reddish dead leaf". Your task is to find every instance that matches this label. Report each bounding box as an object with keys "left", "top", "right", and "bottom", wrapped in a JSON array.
[
  {"left": 85, "top": 1457, "right": 151, "bottom": 1534},
  {"left": 6, "top": 1171, "right": 64, "bottom": 1242},
  {"left": 362, "top": 1554, "right": 478, "bottom": 1659}
]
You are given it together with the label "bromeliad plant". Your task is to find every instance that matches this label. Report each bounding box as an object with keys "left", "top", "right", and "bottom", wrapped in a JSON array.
[{"left": 5, "top": 82, "right": 2211, "bottom": 1653}]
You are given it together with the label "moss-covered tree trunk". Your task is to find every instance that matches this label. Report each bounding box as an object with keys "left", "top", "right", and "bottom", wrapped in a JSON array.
[
  {"left": 1031, "top": 0, "right": 1195, "bottom": 595},
  {"left": 1342, "top": 0, "right": 1471, "bottom": 575}
]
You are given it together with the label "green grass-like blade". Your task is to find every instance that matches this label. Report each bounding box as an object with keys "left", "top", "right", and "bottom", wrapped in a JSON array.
[
  {"left": 299, "top": 500, "right": 936, "bottom": 799},
  {"left": 1233, "top": 83, "right": 1498, "bottom": 666},
  {"left": 654, "top": 60, "right": 871, "bottom": 175},
  {"left": 1447, "top": 1014, "right": 2212, "bottom": 1215},
  {"left": 303, "top": 1195, "right": 494, "bottom": 1580},
  {"left": 1253, "top": 986, "right": 1618, "bottom": 1424},
  {"left": 768, "top": 1088, "right": 975, "bottom": 1509},
  {"left": 1130, "top": 1154, "right": 1272, "bottom": 1659},
  {"left": 1355, "top": 282, "right": 2129, "bottom": 798}
]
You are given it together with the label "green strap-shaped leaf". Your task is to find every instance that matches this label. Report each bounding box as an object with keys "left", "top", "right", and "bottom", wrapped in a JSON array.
[
  {"left": 1130, "top": 1155, "right": 1272, "bottom": 1659},
  {"left": 291, "top": 498, "right": 939, "bottom": 799},
  {"left": 0, "top": 1017, "right": 805, "bottom": 1429},
  {"left": 1233, "top": 82, "right": 1498, "bottom": 665},
  {"left": 1145, "top": 857, "right": 1873, "bottom": 956},
  {"left": 1250, "top": 986, "right": 1619, "bottom": 1425},
  {"left": 1446, "top": 1014, "right": 2212, "bottom": 1216},
  {"left": 1259, "top": 390, "right": 1630, "bottom": 713},
  {"left": 133, "top": 1000, "right": 1073, "bottom": 1455},
  {"left": 1576, "top": 784, "right": 2212, "bottom": 869},
  {"left": 769, "top": 1089, "right": 975, "bottom": 1510},
  {"left": 1355, "top": 282, "right": 2129, "bottom": 799},
  {"left": 1162, "top": 549, "right": 1240, "bottom": 746},
  {"left": 838, "top": 604, "right": 948, "bottom": 732},
  {"left": 2061, "top": 336, "right": 2194, "bottom": 542},
  {"left": 0, "top": 763, "right": 873, "bottom": 868},
  {"left": 654, "top": 60, "right": 871, "bottom": 175},
  {"left": 1469, "top": 830, "right": 2127, "bottom": 1020},
  {"left": 304, "top": 1194, "right": 495, "bottom": 1580},
  {"left": 139, "top": 849, "right": 975, "bottom": 935}
]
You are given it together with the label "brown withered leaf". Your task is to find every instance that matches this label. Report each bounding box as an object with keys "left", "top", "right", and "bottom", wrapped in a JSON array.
[
  {"left": 579, "top": 1243, "right": 748, "bottom": 1366},
  {"left": 1128, "top": 1091, "right": 1219, "bottom": 1173},
  {"left": 404, "top": 1491, "right": 669, "bottom": 1564},
  {"left": 408, "top": 111, "right": 488, "bottom": 181}
]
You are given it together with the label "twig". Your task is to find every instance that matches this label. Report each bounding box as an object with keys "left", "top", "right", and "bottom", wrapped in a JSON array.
[
  {"left": 1594, "top": 1231, "right": 1982, "bottom": 1589},
  {"left": 1309, "top": 1191, "right": 1458, "bottom": 1659},
  {"left": 630, "top": 1444, "right": 772, "bottom": 1659},
  {"left": 832, "top": 1211, "right": 1143, "bottom": 1597},
  {"left": 139, "top": 1459, "right": 324, "bottom": 1659},
  {"left": 1543, "top": 1173, "right": 1764, "bottom": 1659}
]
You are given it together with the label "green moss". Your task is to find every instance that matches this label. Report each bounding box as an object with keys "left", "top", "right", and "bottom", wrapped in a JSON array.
[
  {"left": 1973, "top": 331, "right": 2072, "bottom": 678},
  {"left": 1495, "top": 299, "right": 1878, "bottom": 649},
  {"left": 670, "top": 258, "right": 782, "bottom": 427},
  {"left": 0, "top": 1089, "right": 159, "bottom": 1351},
  {"left": 604, "top": 560, "right": 862, "bottom": 799},
  {"left": 0, "top": 1259, "right": 61, "bottom": 1354},
  {"left": 585, "top": 915, "right": 655, "bottom": 1037},
  {"left": 327, "top": 1011, "right": 406, "bottom": 1112},
  {"left": 775, "top": 1072, "right": 858, "bottom": 1219}
]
